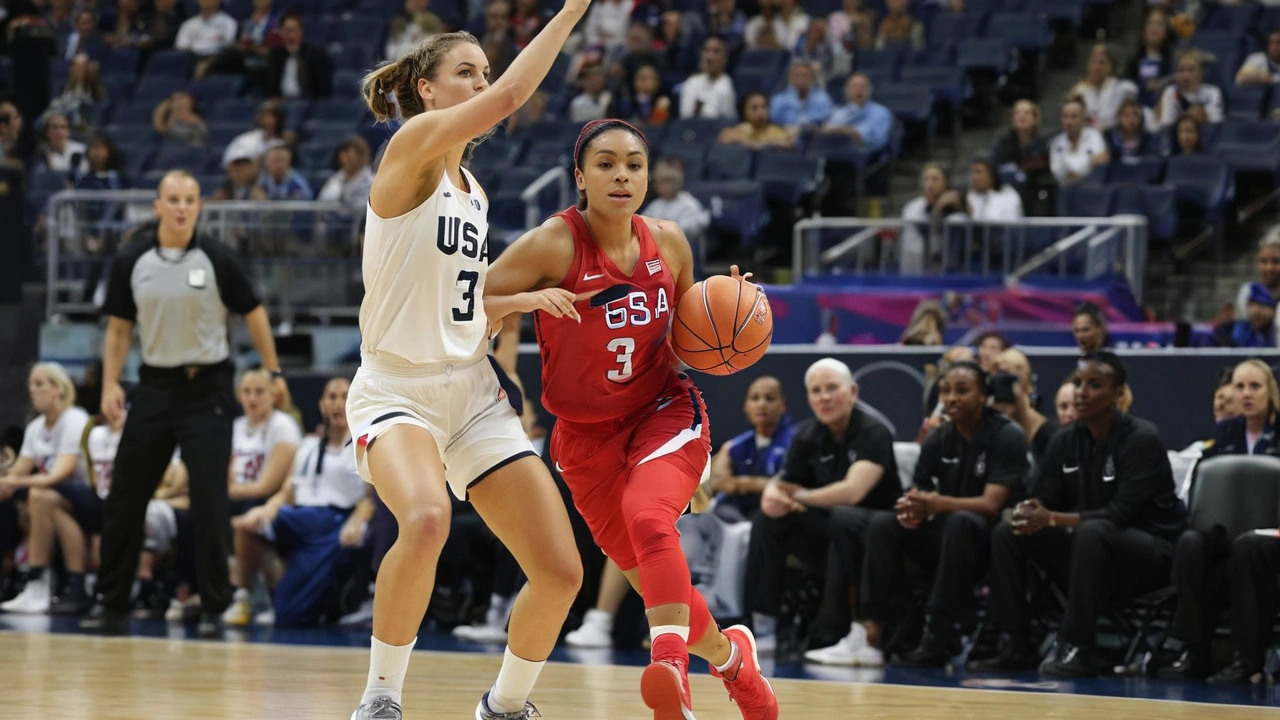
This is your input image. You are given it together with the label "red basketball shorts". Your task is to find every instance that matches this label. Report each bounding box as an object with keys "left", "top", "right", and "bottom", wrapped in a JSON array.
[{"left": 551, "top": 373, "right": 713, "bottom": 571}]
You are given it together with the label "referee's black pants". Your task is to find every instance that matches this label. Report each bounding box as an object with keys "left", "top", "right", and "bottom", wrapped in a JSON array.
[
  {"left": 986, "top": 519, "right": 1172, "bottom": 649},
  {"left": 97, "top": 362, "right": 236, "bottom": 617},
  {"left": 1227, "top": 533, "right": 1280, "bottom": 669}
]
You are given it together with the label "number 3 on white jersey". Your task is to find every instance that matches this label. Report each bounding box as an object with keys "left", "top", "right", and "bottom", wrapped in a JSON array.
[{"left": 606, "top": 337, "right": 635, "bottom": 381}]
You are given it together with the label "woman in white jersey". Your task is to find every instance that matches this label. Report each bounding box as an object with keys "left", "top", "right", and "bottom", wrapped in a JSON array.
[
  {"left": 348, "top": 5, "right": 592, "bottom": 718},
  {"left": 222, "top": 368, "right": 302, "bottom": 625},
  {"left": 0, "top": 362, "right": 93, "bottom": 615}
]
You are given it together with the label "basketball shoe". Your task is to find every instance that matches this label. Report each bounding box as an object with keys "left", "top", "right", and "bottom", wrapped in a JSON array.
[
  {"left": 709, "top": 625, "right": 779, "bottom": 720},
  {"left": 474, "top": 691, "right": 540, "bottom": 718},
  {"left": 641, "top": 635, "right": 695, "bottom": 720},
  {"left": 351, "top": 695, "right": 402, "bottom": 719}
]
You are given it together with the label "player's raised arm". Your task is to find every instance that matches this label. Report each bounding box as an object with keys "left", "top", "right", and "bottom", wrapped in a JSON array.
[{"left": 362, "top": 0, "right": 590, "bottom": 206}]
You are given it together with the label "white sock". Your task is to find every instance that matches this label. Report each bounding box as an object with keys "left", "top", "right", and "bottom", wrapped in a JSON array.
[
  {"left": 487, "top": 647, "right": 546, "bottom": 713},
  {"left": 360, "top": 636, "right": 415, "bottom": 706},
  {"left": 649, "top": 625, "right": 690, "bottom": 643},
  {"left": 713, "top": 641, "right": 741, "bottom": 674}
]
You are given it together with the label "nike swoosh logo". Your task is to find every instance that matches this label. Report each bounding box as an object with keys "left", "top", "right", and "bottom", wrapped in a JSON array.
[
  {"left": 1062, "top": 465, "right": 1079, "bottom": 473},
  {"left": 584, "top": 272, "right": 605, "bottom": 281},
  {"left": 818, "top": 454, "right": 834, "bottom": 462},
  {"left": 1103, "top": 475, "right": 1115, "bottom": 482},
  {"left": 656, "top": 397, "right": 675, "bottom": 411},
  {"left": 941, "top": 457, "right": 960, "bottom": 464}
]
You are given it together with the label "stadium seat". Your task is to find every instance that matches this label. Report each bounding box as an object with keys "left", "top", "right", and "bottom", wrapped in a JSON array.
[
  {"left": 705, "top": 144, "right": 755, "bottom": 181},
  {"left": 986, "top": 12, "right": 1051, "bottom": 52},
  {"left": 206, "top": 98, "right": 260, "bottom": 125},
  {"left": 684, "top": 180, "right": 768, "bottom": 248},
  {"left": 1225, "top": 83, "right": 1269, "bottom": 121},
  {"left": 1164, "top": 155, "right": 1233, "bottom": 220},
  {"left": 108, "top": 101, "right": 159, "bottom": 126},
  {"left": 957, "top": 38, "right": 1014, "bottom": 74},
  {"left": 1058, "top": 184, "right": 1114, "bottom": 217},
  {"left": 656, "top": 141, "right": 707, "bottom": 181},
  {"left": 143, "top": 49, "right": 195, "bottom": 79},
  {"left": 186, "top": 75, "right": 244, "bottom": 107},
  {"left": 664, "top": 118, "right": 735, "bottom": 145},
  {"left": 854, "top": 49, "right": 906, "bottom": 80},
  {"left": 734, "top": 49, "right": 790, "bottom": 79},
  {"left": 1200, "top": 2, "right": 1261, "bottom": 34},
  {"left": 148, "top": 143, "right": 209, "bottom": 173},
  {"left": 1107, "top": 158, "right": 1164, "bottom": 185},
  {"left": 754, "top": 151, "right": 824, "bottom": 207},
  {"left": 1113, "top": 184, "right": 1176, "bottom": 241},
  {"left": 731, "top": 68, "right": 781, "bottom": 98},
  {"left": 899, "top": 66, "right": 969, "bottom": 112}
]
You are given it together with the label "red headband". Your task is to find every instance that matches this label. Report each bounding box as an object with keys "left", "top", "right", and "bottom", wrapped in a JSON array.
[{"left": 573, "top": 119, "right": 649, "bottom": 166}]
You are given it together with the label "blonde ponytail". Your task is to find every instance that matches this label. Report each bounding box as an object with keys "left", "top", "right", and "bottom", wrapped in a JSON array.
[{"left": 360, "top": 31, "right": 480, "bottom": 123}]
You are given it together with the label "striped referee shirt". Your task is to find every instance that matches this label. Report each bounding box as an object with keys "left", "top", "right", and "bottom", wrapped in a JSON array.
[{"left": 102, "top": 225, "right": 261, "bottom": 367}]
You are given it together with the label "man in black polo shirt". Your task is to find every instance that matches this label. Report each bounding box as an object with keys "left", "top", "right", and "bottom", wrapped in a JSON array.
[
  {"left": 743, "top": 358, "right": 900, "bottom": 653},
  {"left": 969, "top": 351, "right": 1186, "bottom": 677},
  {"left": 82, "top": 170, "right": 287, "bottom": 636}
]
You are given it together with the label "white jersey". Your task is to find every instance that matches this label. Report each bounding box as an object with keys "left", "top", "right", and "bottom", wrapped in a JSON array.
[
  {"left": 19, "top": 407, "right": 90, "bottom": 487},
  {"left": 86, "top": 424, "right": 122, "bottom": 500},
  {"left": 231, "top": 411, "right": 302, "bottom": 485},
  {"left": 359, "top": 166, "right": 491, "bottom": 370},
  {"left": 291, "top": 434, "right": 365, "bottom": 509}
]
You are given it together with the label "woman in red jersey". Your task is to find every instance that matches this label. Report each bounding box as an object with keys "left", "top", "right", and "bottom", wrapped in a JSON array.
[{"left": 485, "top": 119, "right": 779, "bottom": 720}]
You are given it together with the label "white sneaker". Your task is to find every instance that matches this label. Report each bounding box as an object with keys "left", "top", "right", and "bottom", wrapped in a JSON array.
[
  {"left": 753, "top": 631, "right": 777, "bottom": 655},
  {"left": 254, "top": 608, "right": 275, "bottom": 625},
  {"left": 804, "top": 623, "right": 884, "bottom": 666},
  {"left": 564, "top": 609, "right": 614, "bottom": 648},
  {"left": 221, "top": 588, "right": 252, "bottom": 626},
  {"left": 0, "top": 579, "right": 51, "bottom": 614},
  {"left": 339, "top": 598, "right": 375, "bottom": 627}
]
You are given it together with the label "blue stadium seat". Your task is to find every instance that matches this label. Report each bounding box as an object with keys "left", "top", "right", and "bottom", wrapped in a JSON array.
[
  {"left": 109, "top": 102, "right": 159, "bottom": 125},
  {"left": 206, "top": 98, "right": 259, "bottom": 124},
  {"left": 1025, "top": 0, "right": 1085, "bottom": 28},
  {"left": 186, "top": 75, "right": 244, "bottom": 107},
  {"left": 986, "top": 12, "right": 1050, "bottom": 51},
  {"left": 665, "top": 118, "right": 735, "bottom": 145},
  {"left": 705, "top": 144, "right": 755, "bottom": 181},
  {"left": 143, "top": 49, "right": 195, "bottom": 79},
  {"left": 297, "top": 142, "right": 338, "bottom": 172},
  {"left": 206, "top": 122, "right": 246, "bottom": 148},
  {"left": 1059, "top": 184, "right": 1114, "bottom": 217},
  {"left": 132, "top": 75, "right": 185, "bottom": 106},
  {"left": 1225, "top": 84, "right": 1269, "bottom": 120},
  {"left": 31, "top": 168, "right": 72, "bottom": 196},
  {"left": 1113, "top": 184, "right": 1176, "bottom": 241},
  {"left": 148, "top": 143, "right": 209, "bottom": 173},
  {"left": 334, "top": 70, "right": 367, "bottom": 98},
  {"left": 312, "top": 98, "right": 372, "bottom": 126},
  {"left": 1202, "top": 2, "right": 1260, "bottom": 33},
  {"left": 754, "top": 152, "right": 824, "bottom": 207},
  {"left": 332, "top": 44, "right": 377, "bottom": 75},
  {"left": 102, "top": 47, "right": 140, "bottom": 77},
  {"left": 1165, "top": 155, "right": 1233, "bottom": 220},
  {"left": 1214, "top": 121, "right": 1280, "bottom": 178},
  {"left": 337, "top": 16, "right": 387, "bottom": 49},
  {"left": 734, "top": 49, "right": 790, "bottom": 78},
  {"left": 899, "top": 66, "right": 969, "bottom": 111},
  {"left": 656, "top": 141, "right": 707, "bottom": 181},
  {"left": 538, "top": 53, "right": 572, "bottom": 94},
  {"left": 957, "top": 38, "right": 1014, "bottom": 74},
  {"left": 1107, "top": 158, "right": 1164, "bottom": 185},
  {"left": 926, "top": 13, "right": 985, "bottom": 52},
  {"left": 520, "top": 140, "right": 573, "bottom": 172},
  {"left": 489, "top": 166, "right": 559, "bottom": 231},
  {"left": 876, "top": 85, "right": 934, "bottom": 125},
  {"left": 854, "top": 49, "right": 905, "bottom": 80},
  {"left": 684, "top": 180, "right": 768, "bottom": 248},
  {"left": 732, "top": 68, "right": 782, "bottom": 98},
  {"left": 805, "top": 132, "right": 875, "bottom": 170}
]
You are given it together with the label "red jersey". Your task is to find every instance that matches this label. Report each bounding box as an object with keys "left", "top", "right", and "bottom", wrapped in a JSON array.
[{"left": 535, "top": 207, "right": 679, "bottom": 425}]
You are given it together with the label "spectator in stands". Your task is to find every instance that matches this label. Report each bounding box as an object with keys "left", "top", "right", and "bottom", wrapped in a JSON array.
[
  {"left": 1213, "top": 367, "right": 1240, "bottom": 423},
  {"left": 642, "top": 156, "right": 710, "bottom": 248},
  {"left": 937, "top": 158, "right": 1024, "bottom": 221},
  {"left": 385, "top": 0, "right": 445, "bottom": 61},
  {"left": 239, "top": 0, "right": 282, "bottom": 61},
  {"left": 40, "top": 0, "right": 76, "bottom": 54},
  {"left": 701, "top": 0, "right": 746, "bottom": 50},
  {"left": 609, "top": 21, "right": 664, "bottom": 90},
  {"left": 679, "top": 376, "right": 791, "bottom": 620},
  {"left": 74, "top": 135, "right": 127, "bottom": 249},
  {"left": 746, "top": 358, "right": 900, "bottom": 653},
  {"left": 1070, "top": 45, "right": 1138, "bottom": 131},
  {"left": 480, "top": 0, "right": 519, "bottom": 81},
  {"left": 176, "top": 0, "right": 238, "bottom": 78},
  {"left": 990, "top": 100, "right": 1053, "bottom": 216},
  {"left": 1126, "top": 8, "right": 1175, "bottom": 108},
  {"left": 256, "top": 144, "right": 312, "bottom": 201},
  {"left": 35, "top": 112, "right": 86, "bottom": 174},
  {"left": 875, "top": 0, "right": 924, "bottom": 51},
  {"left": 828, "top": 0, "right": 875, "bottom": 58},
  {"left": 64, "top": 8, "right": 106, "bottom": 62},
  {"left": 1169, "top": 112, "right": 1203, "bottom": 156},
  {"left": 611, "top": 64, "right": 672, "bottom": 126},
  {"left": 581, "top": 0, "right": 633, "bottom": 62},
  {"left": 1235, "top": 228, "right": 1280, "bottom": 330},
  {"left": 992, "top": 348, "right": 1058, "bottom": 472},
  {"left": 970, "top": 351, "right": 1186, "bottom": 677},
  {"left": 1072, "top": 301, "right": 1110, "bottom": 355},
  {"left": 568, "top": 65, "right": 611, "bottom": 123},
  {"left": 228, "top": 377, "right": 369, "bottom": 628},
  {"left": 212, "top": 147, "right": 267, "bottom": 201},
  {"left": 1050, "top": 99, "right": 1109, "bottom": 186},
  {"left": 719, "top": 92, "right": 794, "bottom": 149},
  {"left": 821, "top": 73, "right": 892, "bottom": 155},
  {"left": 745, "top": 0, "right": 809, "bottom": 52},
  {"left": 770, "top": 60, "right": 832, "bottom": 132},
  {"left": 678, "top": 36, "right": 736, "bottom": 120},
  {"left": 853, "top": 361, "right": 1027, "bottom": 668},
  {"left": 0, "top": 100, "right": 31, "bottom": 170},
  {"left": 76, "top": 134, "right": 125, "bottom": 189},
  {"left": 0, "top": 363, "right": 94, "bottom": 615},
  {"left": 1054, "top": 373, "right": 1078, "bottom": 426},
  {"left": 317, "top": 137, "right": 375, "bottom": 213},
  {"left": 46, "top": 54, "right": 106, "bottom": 133},
  {"left": 974, "top": 331, "right": 1009, "bottom": 374},
  {"left": 900, "top": 299, "right": 946, "bottom": 346},
  {"left": 107, "top": 0, "right": 149, "bottom": 48},
  {"left": 1235, "top": 29, "right": 1280, "bottom": 86},
  {"left": 152, "top": 91, "right": 208, "bottom": 147},
  {"left": 265, "top": 11, "right": 334, "bottom": 100},
  {"left": 221, "top": 101, "right": 288, "bottom": 169},
  {"left": 1151, "top": 49, "right": 1223, "bottom": 131},
  {"left": 1107, "top": 98, "right": 1163, "bottom": 163},
  {"left": 511, "top": 0, "right": 550, "bottom": 51},
  {"left": 222, "top": 368, "right": 302, "bottom": 626},
  {"left": 1157, "top": 358, "right": 1279, "bottom": 680},
  {"left": 1215, "top": 283, "right": 1278, "bottom": 349},
  {"left": 900, "top": 163, "right": 950, "bottom": 273}
]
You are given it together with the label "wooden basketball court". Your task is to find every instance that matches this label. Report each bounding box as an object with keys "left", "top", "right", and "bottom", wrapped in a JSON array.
[{"left": 2, "top": 632, "right": 1274, "bottom": 719}]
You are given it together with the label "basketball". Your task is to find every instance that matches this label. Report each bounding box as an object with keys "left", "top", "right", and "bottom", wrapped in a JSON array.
[{"left": 671, "top": 275, "right": 773, "bottom": 375}]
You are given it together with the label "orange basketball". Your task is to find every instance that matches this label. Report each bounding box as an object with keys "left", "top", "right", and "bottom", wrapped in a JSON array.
[{"left": 671, "top": 276, "right": 773, "bottom": 376}]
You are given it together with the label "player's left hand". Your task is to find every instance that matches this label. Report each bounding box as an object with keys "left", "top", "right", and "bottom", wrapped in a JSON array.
[{"left": 729, "top": 265, "right": 755, "bottom": 285}]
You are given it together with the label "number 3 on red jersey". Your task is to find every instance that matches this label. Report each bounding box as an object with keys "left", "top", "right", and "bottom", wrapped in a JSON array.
[{"left": 606, "top": 337, "right": 636, "bottom": 381}]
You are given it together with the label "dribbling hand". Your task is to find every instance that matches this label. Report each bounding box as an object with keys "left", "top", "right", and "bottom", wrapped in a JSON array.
[
  {"left": 729, "top": 265, "right": 755, "bottom": 285},
  {"left": 102, "top": 382, "right": 126, "bottom": 425}
]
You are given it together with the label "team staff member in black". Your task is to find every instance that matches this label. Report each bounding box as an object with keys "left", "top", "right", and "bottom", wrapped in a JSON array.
[
  {"left": 863, "top": 361, "right": 1029, "bottom": 668},
  {"left": 82, "top": 170, "right": 288, "bottom": 636},
  {"left": 970, "top": 351, "right": 1186, "bottom": 677},
  {"left": 745, "top": 357, "right": 900, "bottom": 653}
]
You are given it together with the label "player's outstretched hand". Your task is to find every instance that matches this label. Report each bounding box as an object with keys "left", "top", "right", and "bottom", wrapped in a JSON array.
[
  {"left": 516, "top": 287, "right": 602, "bottom": 322},
  {"left": 729, "top": 264, "right": 755, "bottom": 285}
]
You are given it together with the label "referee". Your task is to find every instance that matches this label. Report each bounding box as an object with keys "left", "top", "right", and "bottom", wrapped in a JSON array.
[{"left": 81, "top": 170, "right": 287, "bottom": 637}]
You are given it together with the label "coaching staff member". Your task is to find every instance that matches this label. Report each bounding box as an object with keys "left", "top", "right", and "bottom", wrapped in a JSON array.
[{"left": 82, "top": 170, "right": 287, "bottom": 637}]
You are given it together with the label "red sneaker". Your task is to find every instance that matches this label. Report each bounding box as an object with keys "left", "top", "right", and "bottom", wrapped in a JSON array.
[
  {"left": 640, "top": 658, "right": 695, "bottom": 720},
  {"left": 709, "top": 625, "right": 780, "bottom": 720}
]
